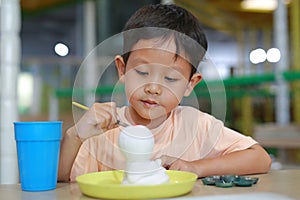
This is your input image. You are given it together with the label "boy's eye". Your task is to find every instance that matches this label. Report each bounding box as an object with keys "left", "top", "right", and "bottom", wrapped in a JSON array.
[
  {"left": 165, "top": 76, "right": 178, "bottom": 82},
  {"left": 135, "top": 69, "right": 148, "bottom": 76}
]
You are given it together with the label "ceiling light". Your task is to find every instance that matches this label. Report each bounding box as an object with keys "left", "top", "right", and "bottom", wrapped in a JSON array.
[
  {"left": 54, "top": 42, "right": 69, "bottom": 57},
  {"left": 267, "top": 48, "right": 281, "bottom": 63},
  {"left": 241, "top": 0, "right": 278, "bottom": 12},
  {"left": 249, "top": 48, "right": 267, "bottom": 64}
]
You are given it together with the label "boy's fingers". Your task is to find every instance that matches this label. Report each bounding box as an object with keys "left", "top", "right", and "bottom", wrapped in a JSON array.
[
  {"left": 160, "top": 155, "right": 177, "bottom": 165},
  {"left": 76, "top": 102, "right": 119, "bottom": 139},
  {"left": 93, "top": 102, "right": 118, "bottom": 124}
]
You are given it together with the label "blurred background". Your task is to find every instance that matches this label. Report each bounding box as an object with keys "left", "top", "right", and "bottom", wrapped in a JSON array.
[{"left": 1, "top": 0, "right": 300, "bottom": 183}]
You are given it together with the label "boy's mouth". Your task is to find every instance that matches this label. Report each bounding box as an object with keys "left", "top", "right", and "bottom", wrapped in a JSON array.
[{"left": 141, "top": 99, "right": 159, "bottom": 108}]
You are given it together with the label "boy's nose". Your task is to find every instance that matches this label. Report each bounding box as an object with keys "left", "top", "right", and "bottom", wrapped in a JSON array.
[{"left": 144, "top": 82, "right": 162, "bottom": 95}]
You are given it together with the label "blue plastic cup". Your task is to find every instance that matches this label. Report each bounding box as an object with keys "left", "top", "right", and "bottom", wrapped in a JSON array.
[{"left": 14, "top": 121, "right": 62, "bottom": 191}]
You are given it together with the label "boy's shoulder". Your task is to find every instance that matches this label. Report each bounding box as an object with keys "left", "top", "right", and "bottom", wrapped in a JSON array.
[{"left": 173, "top": 106, "right": 220, "bottom": 127}]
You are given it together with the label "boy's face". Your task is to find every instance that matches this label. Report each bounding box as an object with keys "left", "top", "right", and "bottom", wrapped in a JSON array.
[{"left": 115, "top": 38, "right": 201, "bottom": 126}]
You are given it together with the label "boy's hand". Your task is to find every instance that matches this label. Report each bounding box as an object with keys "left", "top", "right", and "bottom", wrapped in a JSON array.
[
  {"left": 75, "top": 102, "right": 118, "bottom": 140},
  {"left": 161, "top": 155, "right": 197, "bottom": 175}
]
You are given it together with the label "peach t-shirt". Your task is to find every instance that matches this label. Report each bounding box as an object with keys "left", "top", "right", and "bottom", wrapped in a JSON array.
[{"left": 70, "top": 106, "right": 257, "bottom": 181}]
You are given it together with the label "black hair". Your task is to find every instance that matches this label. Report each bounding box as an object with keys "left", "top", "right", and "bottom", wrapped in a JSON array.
[{"left": 122, "top": 4, "right": 208, "bottom": 77}]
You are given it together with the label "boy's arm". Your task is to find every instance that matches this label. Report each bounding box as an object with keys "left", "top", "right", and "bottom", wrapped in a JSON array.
[
  {"left": 57, "top": 126, "right": 82, "bottom": 182},
  {"left": 165, "top": 144, "right": 271, "bottom": 177},
  {"left": 57, "top": 102, "right": 118, "bottom": 182}
]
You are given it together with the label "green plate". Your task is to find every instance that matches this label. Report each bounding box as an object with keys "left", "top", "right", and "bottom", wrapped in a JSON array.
[{"left": 76, "top": 170, "right": 197, "bottom": 199}]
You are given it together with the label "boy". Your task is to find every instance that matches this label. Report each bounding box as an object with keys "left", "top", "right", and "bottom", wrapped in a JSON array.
[{"left": 58, "top": 4, "right": 271, "bottom": 182}]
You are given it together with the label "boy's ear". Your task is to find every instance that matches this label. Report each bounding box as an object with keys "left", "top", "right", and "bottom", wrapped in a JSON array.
[
  {"left": 184, "top": 73, "right": 202, "bottom": 96},
  {"left": 115, "top": 55, "right": 126, "bottom": 83}
]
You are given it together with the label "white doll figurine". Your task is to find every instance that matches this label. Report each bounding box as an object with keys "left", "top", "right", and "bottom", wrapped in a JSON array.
[{"left": 118, "top": 125, "right": 169, "bottom": 185}]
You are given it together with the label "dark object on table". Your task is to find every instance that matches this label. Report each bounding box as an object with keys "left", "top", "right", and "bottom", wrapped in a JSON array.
[{"left": 201, "top": 175, "right": 259, "bottom": 188}]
